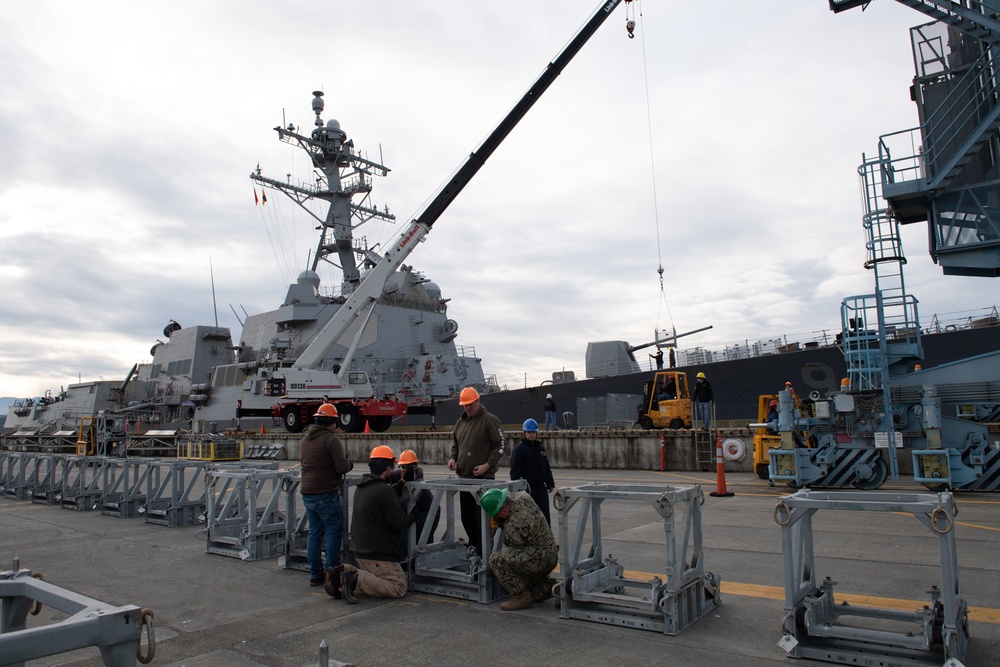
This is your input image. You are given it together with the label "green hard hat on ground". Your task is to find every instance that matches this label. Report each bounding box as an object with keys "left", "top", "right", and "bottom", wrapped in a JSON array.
[{"left": 479, "top": 487, "right": 509, "bottom": 518}]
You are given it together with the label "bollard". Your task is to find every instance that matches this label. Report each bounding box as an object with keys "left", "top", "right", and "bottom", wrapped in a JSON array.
[{"left": 709, "top": 434, "right": 734, "bottom": 497}]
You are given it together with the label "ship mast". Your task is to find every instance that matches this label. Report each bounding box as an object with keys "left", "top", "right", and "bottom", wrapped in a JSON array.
[{"left": 251, "top": 91, "right": 395, "bottom": 293}]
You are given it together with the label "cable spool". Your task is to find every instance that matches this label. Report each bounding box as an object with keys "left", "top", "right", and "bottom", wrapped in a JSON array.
[{"left": 722, "top": 438, "right": 746, "bottom": 462}]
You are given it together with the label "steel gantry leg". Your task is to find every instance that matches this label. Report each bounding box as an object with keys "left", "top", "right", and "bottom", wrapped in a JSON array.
[
  {"left": 404, "top": 478, "right": 528, "bottom": 604},
  {"left": 0, "top": 563, "right": 151, "bottom": 667},
  {"left": 552, "top": 483, "right": 720, "bottom": 635},
  {"left": 774, "top": 489, "right": 969, "bottom": 667}
]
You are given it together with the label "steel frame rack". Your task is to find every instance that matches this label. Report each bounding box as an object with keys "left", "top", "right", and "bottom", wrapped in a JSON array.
[
  {"left": 552, "top": 482, "right": 720, "bottom": 636},
  {"left": 775, "top": 489, "right": 969, "bottom": 667},
  {"left": 405, "top": 478, "right": 528, "bottom": 604}
]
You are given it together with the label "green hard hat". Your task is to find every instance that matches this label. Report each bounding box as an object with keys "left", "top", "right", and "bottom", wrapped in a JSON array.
[{"left": 479, "top": 487, "right": 509, "bottom": 518}]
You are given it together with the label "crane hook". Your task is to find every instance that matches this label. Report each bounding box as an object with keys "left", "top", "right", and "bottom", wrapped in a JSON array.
[{"left": 626, "top": 19, "right": 635, "bottom": 39}]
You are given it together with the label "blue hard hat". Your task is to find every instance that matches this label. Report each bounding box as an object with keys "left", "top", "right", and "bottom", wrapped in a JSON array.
[{"left": 522, "top": 418, "right": 539, "bottom": 432}]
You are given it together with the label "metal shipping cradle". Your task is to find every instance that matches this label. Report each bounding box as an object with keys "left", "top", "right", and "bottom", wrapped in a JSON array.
[
  {"left": 552, "top": 482, "right": 720, "bottom": 635},
  {"left": 774, "top": 488, "right": 969, "bottom": 667},
  {"left": 405, "top": 478, "right": 528, "bottom": 604}
]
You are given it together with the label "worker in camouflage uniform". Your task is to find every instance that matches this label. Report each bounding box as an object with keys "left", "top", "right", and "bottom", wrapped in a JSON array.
[{"left": 479, "top": 487, "right": 558, "bottom": 611}]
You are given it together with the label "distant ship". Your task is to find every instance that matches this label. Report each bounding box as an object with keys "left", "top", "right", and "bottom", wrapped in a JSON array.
[{"left": 3, "top": 93, "right": 494, "bottom": 438}]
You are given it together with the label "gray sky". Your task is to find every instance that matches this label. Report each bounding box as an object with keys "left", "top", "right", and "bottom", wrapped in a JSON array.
[{"left": 1, "top": 0, "right": 996, "bottom": 400}]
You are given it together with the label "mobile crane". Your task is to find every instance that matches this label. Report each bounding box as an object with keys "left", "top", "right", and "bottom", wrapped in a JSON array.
[{"left": 239, "top": 0, "right": 632, "bottom": 432}]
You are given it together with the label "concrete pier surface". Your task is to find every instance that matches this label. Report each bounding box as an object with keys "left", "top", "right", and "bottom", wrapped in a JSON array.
[{"left": 3, "top": 468, "right": 998, "bottom": 667}]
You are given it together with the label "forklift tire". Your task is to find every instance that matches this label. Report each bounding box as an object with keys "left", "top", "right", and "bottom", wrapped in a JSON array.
[
  {"left": 639, "top": 416, "right": 654, "bottom": 430},
  {"left": 668, "top": 418, "right": 684, "bottom": 429},
  {"left": 755, "top": 463, "right": 769, "bottom": 480}
]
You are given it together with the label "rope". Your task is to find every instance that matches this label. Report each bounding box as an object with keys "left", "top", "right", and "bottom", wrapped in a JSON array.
[{"left": 635, "top": 3, "right": 675, "bottom": 337}]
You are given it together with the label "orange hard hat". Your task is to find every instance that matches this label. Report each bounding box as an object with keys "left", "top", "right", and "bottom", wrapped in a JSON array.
[
  {"left": 398, "top": 449, "right": 418, "bottom": 465},
  {"left": 785, "top": 381, "right": 793, "bottom": 387},
  {"left": 458, "top": 387, "right": 481, "bottom": 405},
  {"left": 369, "top": 445, "right": 396, "bottom": 461},
  {"left": 769, "top": 399, "right": 778, "bottom": 407},
  {"left": 313, "top": 403, "right": 338, "bottom": 418}
]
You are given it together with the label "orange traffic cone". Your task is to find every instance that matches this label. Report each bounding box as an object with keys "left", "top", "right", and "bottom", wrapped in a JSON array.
[
  {"left": 364, "top": 420, "right": 371, "bottom": 434},
  {"left": 259, "top": 422, "right": 266, "bottom": 436},
  {"left": 709, "top": 433, "right": 734, "bottom": 497}
]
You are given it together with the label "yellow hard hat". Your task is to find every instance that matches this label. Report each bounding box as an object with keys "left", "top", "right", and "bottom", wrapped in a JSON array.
[
  {"left": 459, "top": 387, "right": 481, "bottom": 405},
  {"left": 696, "top": 372, "right": 706, "bottom": 379}
]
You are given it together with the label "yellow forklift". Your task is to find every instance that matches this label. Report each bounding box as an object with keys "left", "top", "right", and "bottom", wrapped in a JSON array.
[{"left": 637, "top": 371, "right": 692, "bottom": 430}]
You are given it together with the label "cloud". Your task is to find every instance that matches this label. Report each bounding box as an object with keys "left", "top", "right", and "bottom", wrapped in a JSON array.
[{"left": 0, "top": 0, "right": 995, "bottom": 399}]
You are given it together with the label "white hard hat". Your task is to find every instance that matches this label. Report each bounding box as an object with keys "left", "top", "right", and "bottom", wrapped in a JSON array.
[{"left": 546, "top": 393, "right": 553, "bottom": 399}]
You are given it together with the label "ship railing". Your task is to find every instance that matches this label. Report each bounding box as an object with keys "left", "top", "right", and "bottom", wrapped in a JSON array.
[
  {"left": 878, "top": 22, "right": 1000, "bottom": 193},
  {"left": 454, "top": 344, "right": 478, "bottom": 359}
]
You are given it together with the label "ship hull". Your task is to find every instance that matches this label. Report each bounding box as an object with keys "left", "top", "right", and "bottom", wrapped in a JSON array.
[{"left": 422, "top": 324, "right": 1000, "bottom": 428}]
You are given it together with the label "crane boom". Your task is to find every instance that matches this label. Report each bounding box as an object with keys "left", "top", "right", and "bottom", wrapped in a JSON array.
[{"left": 293, "top": 0, "right": 625, "bottom": 372}]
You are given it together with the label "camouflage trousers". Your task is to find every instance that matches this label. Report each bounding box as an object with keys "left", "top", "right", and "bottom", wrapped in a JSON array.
[
  {"left": 489, "top": 546, "right": 557, "bottom": 597},
  {"left": 355, "top": 558, "right": 407, "bottom": 599}
]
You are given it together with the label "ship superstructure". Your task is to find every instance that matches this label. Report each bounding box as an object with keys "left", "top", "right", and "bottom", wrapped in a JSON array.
[{"left": 191, "top": 92, "right": 490, "bottom": 431}]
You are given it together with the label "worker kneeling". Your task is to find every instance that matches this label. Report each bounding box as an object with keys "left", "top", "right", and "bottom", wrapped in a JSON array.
[
  {"left": 340, "top": 445, "right": 415, "bottom": 603},
  {"left": 480, "top": 487, "right": 558, "bottom": 611}
]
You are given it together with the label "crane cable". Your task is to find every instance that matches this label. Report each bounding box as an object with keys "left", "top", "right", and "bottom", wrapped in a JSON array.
[{"left": 632, "top": 2, "right": 675, "bottom": 342}]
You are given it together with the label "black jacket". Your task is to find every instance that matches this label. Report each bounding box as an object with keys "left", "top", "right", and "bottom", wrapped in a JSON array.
[
  {"left": 693, "top": 379, "right": 714, "bottom": 403},
  {"left": 350, "top": 473, "right": 414, "bottom": 562},
  {"left": 509, "top": 438, "right": 555, "bottom": 491}
]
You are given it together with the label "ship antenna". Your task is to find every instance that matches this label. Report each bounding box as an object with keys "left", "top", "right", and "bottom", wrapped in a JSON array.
[
  {"left": 210, "top": 258, "right": 219, "bottom": 327},
  {"left": 228, "top": 303, "right": 245, "bottom": 328}
]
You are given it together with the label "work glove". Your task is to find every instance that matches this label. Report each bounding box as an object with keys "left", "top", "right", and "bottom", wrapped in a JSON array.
[{"left": 392, "top": 479, "right": 406, "bottom": 497}]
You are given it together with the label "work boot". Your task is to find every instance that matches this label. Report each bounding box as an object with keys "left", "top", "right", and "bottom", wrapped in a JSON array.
[
  {"left": 500, "top": 590, "right": 533, "bottom": 611},
  {"left": 341, "top": 565, "right": 359, "bottom": 604},
  {"left": 323, "top": 566, "right": 342, "bottom": 599},
  {"left": 532, "top": 577, "right": 556, "bottom": 602}
]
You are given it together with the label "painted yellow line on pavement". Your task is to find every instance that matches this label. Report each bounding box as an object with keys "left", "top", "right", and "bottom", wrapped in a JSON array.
[
  {"left": 956, "top": 520, "right": 1000, "bottom": 532},
  {"left": 611, "top": 569, "right": 1000, "bottom": 625}
]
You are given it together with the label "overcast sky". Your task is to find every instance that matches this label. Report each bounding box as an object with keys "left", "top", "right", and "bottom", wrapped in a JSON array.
[{"left": 1, "top": 0, "right": 997, "bottom": 401}]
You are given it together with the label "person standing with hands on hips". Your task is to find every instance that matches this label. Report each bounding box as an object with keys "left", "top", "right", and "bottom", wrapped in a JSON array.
[
  {"left": 543, "top": 394, "right": 558, "bottom": 431},
  {"left": 692, "top": 371, "right": 714, "bottom": 430},
  {"left": 449, "top": 386, "right": 505, "bottom": 555}
]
